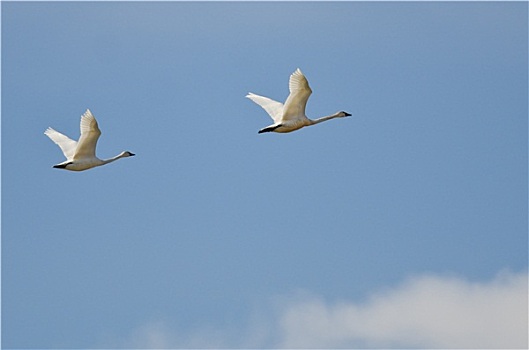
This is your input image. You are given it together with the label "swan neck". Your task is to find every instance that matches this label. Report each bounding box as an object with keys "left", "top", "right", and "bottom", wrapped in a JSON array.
[
  {"left": 310, "top": 112, "right": 342, "bottom": 125},
  {"left": 102, "top": 153, "right": 126, "bottom": 165}
]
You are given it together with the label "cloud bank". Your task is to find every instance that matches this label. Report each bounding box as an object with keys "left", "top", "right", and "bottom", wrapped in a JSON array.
[
  {"left": 118, "top": 270, "right": 528, "bottom": 349},
  {"left": 278, "top": 270, "right": 528, "bottom": 349}
]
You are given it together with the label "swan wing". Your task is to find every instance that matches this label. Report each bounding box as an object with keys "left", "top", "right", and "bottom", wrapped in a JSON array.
[
  {"left": 44, "top": 127, "right": 78, "bottom": 161},
  {"left": 282, "top": 68, "right": 312, "bottom": 121},
  {"left": 74, "top": 109, "right": 101, "bottom": 160},
  {"left": 246, "top": 93, "right": 284, "bottom": 123}
]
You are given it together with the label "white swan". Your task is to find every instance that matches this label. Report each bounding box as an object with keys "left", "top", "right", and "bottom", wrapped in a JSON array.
[
  {"left": 44, "top": 109, "right": 135, "bottom": 171},
  {"left": 246, "top": 68, "right": 351, "bottom": 133}
]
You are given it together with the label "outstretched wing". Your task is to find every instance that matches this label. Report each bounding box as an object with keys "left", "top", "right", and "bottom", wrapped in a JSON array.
[
  {"left": 44, "top": 127, "right": 78, "bottom": 161},
  {"left": 74, "top": 109, "right": 101, "bottom": 160},
  {"left": 282, "top": 68, "right": 312, "bottom": 121},
  {"left": 246, "top": 93, "right": 284, "bottom": 123}
]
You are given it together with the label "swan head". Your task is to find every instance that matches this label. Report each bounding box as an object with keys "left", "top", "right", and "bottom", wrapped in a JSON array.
[
  {"left": 121, "top": 151, "right": 135, "bottom": 157},
  {"left": 337, "top": 111, "right": 352, "bottom": 118}
]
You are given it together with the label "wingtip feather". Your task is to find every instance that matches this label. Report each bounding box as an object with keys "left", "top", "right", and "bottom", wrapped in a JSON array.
[{"left": 82, "top": 109, "right": 93, "bottom": 118}]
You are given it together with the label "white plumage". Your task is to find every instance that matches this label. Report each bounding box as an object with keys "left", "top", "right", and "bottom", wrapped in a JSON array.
[
  {"left": 44, "top": 109, "right": 135, "bottom": 171},
  {"left": 246, "top": 68, "right": 351, "bottom": 133}
]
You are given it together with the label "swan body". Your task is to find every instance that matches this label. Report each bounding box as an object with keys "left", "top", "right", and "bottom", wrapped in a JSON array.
[
  {"left": 246, "top": 68, "right": 351, "bottom": 133},
  {"left": 44, "top": 109, "right": 135, "bottom": 171}
]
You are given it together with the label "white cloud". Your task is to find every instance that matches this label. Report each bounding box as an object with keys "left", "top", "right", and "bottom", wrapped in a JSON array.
[
  {"left": 113, "top": 270, "right": 528, "bottom": 349},
  {"left": 278, "top": 270, "right": 528, "bottom": 349}
]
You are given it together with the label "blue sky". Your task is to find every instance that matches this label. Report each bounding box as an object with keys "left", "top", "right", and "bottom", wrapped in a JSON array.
[{"left": 1, "top": 1, "right": 527, "bottom": 348}]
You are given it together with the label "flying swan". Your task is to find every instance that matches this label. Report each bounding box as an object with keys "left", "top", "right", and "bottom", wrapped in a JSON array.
[
  {"left": 44, "top": 109, "right": 135, "bottom": 171},
  {"left": 246, "top": 68, "right": 351, "bottom": 133}
]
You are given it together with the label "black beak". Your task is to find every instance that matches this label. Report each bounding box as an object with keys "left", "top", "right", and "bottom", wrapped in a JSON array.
[
  {"left": 130, "top": 153, "right": 136, "bottom": 156},
  {"left": 345, "top": 112, "right": 352, "bottom": 117}
]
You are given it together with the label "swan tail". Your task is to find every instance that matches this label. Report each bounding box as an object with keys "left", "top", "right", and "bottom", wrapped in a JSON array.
[{"left": 258, "top": 124, "right": 282, "bottom": 134}]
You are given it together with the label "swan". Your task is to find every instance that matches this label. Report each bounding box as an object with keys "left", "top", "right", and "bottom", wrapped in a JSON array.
[
  {"left": 246, "top": 68, "right": 351, "bottom": 133},
  {"left": 44, "top": 109, "right": 135, "bottom": 171}
]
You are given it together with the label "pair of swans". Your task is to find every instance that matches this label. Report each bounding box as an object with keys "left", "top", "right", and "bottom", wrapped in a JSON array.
[{"left": 45, "top": 68, "right": 351, "bottom": 171}]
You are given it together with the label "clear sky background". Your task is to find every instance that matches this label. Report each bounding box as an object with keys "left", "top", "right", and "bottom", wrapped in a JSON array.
[{"left": 1, "top": 2, "right": 527, "bottom": 349}]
